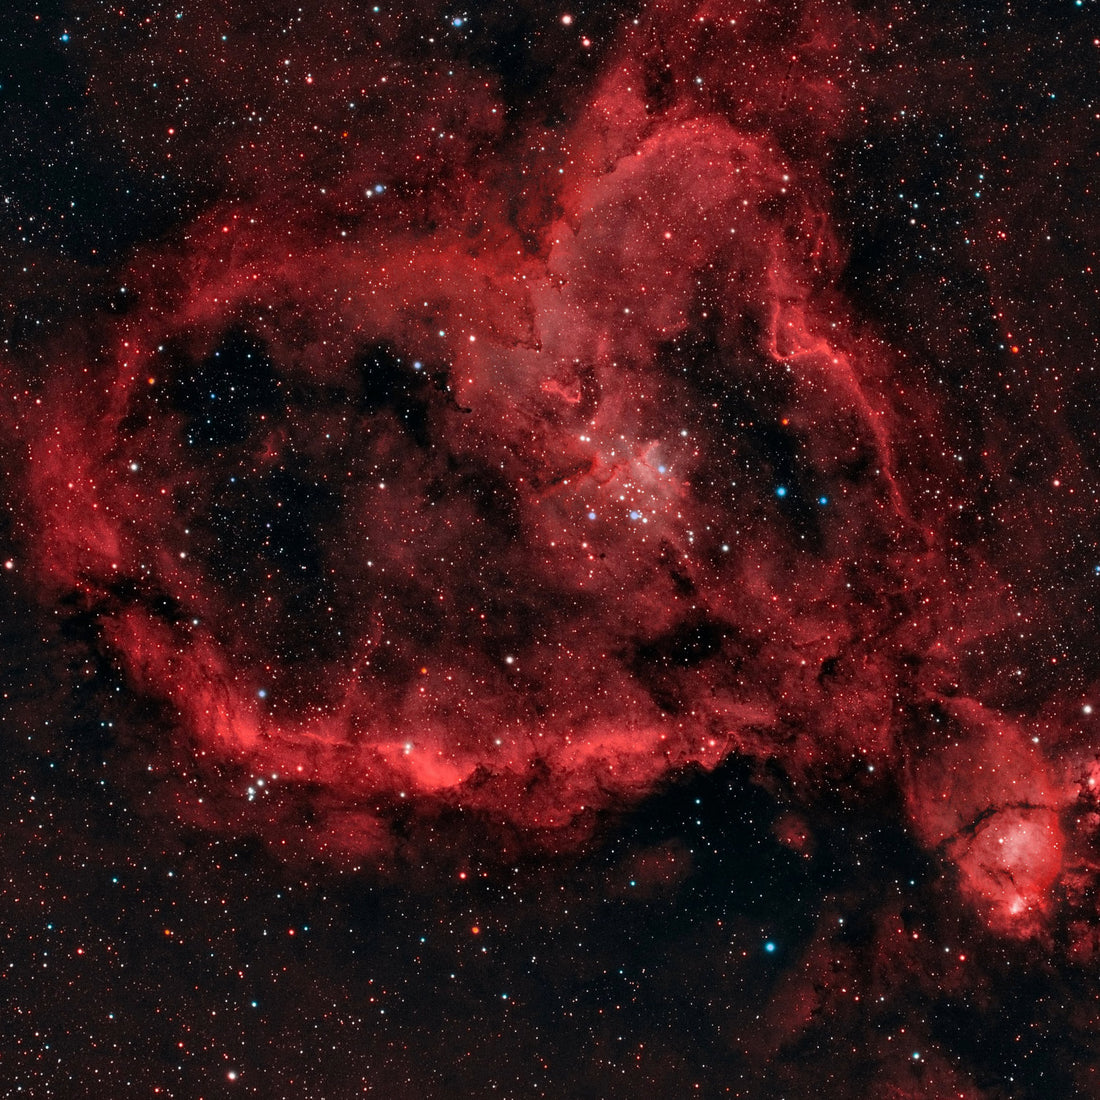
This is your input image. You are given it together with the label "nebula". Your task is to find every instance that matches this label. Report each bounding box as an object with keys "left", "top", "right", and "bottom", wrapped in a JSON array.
[
  {"left": 3, "top": 0, "right": 1099, "bottom": 1094},
  {"left": 8, "top": 0, "right": 1090, "bottom": 927}
]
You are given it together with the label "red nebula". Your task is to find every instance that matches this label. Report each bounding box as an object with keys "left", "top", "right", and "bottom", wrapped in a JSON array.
[{"left": 4, "top": 0, "right": 1087, "bottom": 943}]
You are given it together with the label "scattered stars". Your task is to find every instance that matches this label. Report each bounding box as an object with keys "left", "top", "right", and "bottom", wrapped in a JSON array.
[{"left": 0, "top": 3, "right": 1094, "bottom": 1098}]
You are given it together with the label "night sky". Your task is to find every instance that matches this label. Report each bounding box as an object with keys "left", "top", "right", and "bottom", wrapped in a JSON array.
[{"left": 1, "top": 0, "right": 1099, "bottom": 1096}]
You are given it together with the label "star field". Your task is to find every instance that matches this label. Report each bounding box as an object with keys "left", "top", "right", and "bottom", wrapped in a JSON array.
[{"left": 1, "top": 0, "right": 1099, "bottom": 1096}]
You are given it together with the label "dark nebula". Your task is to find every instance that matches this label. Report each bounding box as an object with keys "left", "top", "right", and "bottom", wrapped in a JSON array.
[{"left": 2, "top": 0, "right": 1099, "bottom": 1095}]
